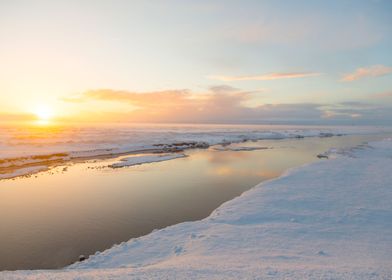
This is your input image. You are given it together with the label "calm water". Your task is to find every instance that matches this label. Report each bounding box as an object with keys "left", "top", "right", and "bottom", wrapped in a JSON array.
[{"left": 0, "top": 134, "right": 389, "bottom": 270}]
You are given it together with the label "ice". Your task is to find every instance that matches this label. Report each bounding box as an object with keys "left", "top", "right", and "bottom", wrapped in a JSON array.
[
  {"left": 0, "top": 166, "right": 48, "bottom": 180},
  {"left": 213, "top": 145, "right": 270, "bottom": 151},
  {"left": 109, "top": 153, "right": 187, "bottom": 168}
]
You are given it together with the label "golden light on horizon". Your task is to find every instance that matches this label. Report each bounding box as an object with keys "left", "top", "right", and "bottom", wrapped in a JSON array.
[{"left": 33, "top": 105, "right": 54, "bottom": 125}]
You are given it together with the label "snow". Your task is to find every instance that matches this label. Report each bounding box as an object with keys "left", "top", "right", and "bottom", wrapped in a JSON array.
[
  {"left": 0, "top": 166, "right": 49, "bottom": 180},
  {"left": 213, "top": 145, "right": 270, "bottom": 151},
  {"left": 109, "top": 153, "right": 187, "bottom": 168},
  {"left": 3, "top": 138, "right": 392, "bottom": 279}
]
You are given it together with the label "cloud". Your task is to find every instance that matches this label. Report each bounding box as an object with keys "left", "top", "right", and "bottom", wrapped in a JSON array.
[
  {"left": 63, "top": 89, "right": 191, "bottom": 107},
  {"left": 319, "top": 102, "right": 392, "bottom": 124},
  {"left": 322, "top": 110, "right": 361, "bottom": 119},
  {"left": 372, "top": 91, "right": 392, "bottom": 98},
  {"left": 223, "top": 13, "right": 384, "bottom": 51},
  {"left": 341, "top": 65, "right": 392, "bottom": 82},
  {"left": 59, "top": 86, "right": 391, "bottom": 125},
  {"left": 0, "top": 112, "right": 36, "bottom": 122},
  {"left": 208, "top": 72, "right": 321, "bottom": 82},
  {"left": 224, "top": 20, "right": 311, "bottom": 45},
  {"left": 208, "top": 85, "right": 240, "bottom": 93},
  {"left": 63, "top": 87, "right": 323, "bottom": 124},
  {"left": 60, "top": 86, "right": 392, "bottom": 125}
]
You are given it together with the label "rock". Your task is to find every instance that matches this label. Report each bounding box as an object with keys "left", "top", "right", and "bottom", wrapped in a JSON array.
[
  {"left": 319, "top": 132, "right": 334, "bottom": 138},
  {"left": 79, "top": 255, "right": 86, "bottom": 261},
  {"left": 317, "top": 154, "right": 329, "bottom": 159},
  {"left": 317, "top": 250, "right": 327, "bottom": 256},
  {"left": 195, "top": 142, "right": 209, "bottom": 148}
]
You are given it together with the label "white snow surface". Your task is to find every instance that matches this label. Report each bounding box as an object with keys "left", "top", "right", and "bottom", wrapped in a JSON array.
[
  {"left": 109, "top": 153, "right": 187, "bottom": 168},
  {"left": 0, "top": 166, "right": 48, "bottom": 180},
  {"left": 213, "top": 145, "right": 270, "bottom": 151},
  {"left": 2, "top": 139, "right": 392, "bottom": 279}
]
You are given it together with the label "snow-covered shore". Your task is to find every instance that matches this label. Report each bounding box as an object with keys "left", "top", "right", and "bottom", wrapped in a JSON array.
[
  {"left": 3, "top": 139, "right": 392, "bottom": 279},
  {"left": 1, "top": 124, "right": 389, "bottom": 179}
]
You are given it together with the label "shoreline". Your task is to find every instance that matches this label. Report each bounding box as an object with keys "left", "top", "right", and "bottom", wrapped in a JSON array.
[
  {"left": 2, "top": 138, "right": 392, "bottom": 279},
  {"left": 0, "top": 127, "right": 378, "bottom": 180},
  {"left": 4, "top": 124, "right": 387, "bottom": 180}
]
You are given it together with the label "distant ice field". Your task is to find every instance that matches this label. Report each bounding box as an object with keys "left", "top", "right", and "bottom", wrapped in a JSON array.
[{"left": 1, "top": 123, "right": 390, "bottom": 179}]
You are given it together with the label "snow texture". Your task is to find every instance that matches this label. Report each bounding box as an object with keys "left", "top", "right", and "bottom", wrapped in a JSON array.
[
  {"left": 109, "top": 153, "right": 187, "bottom": 168},
  {"left": 0, "top": 166, "right": 48, "bottom": 180},
  {"left": 2, "top": 139, "right": 392, "bottom": 279},
  {"left": 213, "top": 145, "right": 270, "bottom": 151}
]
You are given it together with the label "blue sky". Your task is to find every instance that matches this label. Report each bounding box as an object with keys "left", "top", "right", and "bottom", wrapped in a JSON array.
[{"left": 0, "top": 0, "right": 391, "bottom": 124}]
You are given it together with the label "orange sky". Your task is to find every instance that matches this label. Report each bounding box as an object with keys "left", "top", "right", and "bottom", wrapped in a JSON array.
[{"left": 1, "top": 1, "right": 392, "bottom": 125}]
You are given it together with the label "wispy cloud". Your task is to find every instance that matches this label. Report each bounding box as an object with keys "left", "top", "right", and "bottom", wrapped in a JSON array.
[
  {"left": 62, "top": 87, "right": 320, "bottom": 123},
  {"left": 372, "top": 91, "right": 392, "bottom": 98},
  {"left": 60, "top": 86, "right": 392, "bottom": 125},
  {"left": 223, "top": 13, "right": 384, "bottom": 51},
  {"left": 341, "top": 65, "right": 392, "bottom": 82},
  {"left": 322, "top": 110, "right": 361, "bottom": 119},
  {"left": 0, "top": 112, "right": 36, "bottom": 122},
  {"left": 319, "top": 102, "right": 392, "bottom": 123},
  {"left": 63, "top": 89, "right": 192, "bottom": 107},
  {"left": 208, "top": 72, "right": 321, "bottom": 82}
]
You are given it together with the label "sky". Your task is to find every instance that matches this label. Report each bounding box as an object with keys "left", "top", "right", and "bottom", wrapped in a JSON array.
[{"left": 0, "top": 0, "right": 392, "bottom": 125}]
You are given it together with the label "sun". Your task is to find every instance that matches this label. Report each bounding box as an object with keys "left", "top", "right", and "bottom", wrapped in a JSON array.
[{"left": 33, "top": 105, "right": 54, "bottom": 123}]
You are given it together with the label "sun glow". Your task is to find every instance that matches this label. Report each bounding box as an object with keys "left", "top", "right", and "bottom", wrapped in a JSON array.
[{"left": 33, "top": 105, "right": 54, "bottom": 124}]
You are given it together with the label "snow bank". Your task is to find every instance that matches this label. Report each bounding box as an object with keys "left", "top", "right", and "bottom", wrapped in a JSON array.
[
  {"left": 109, "top": 153, "right": 187, "bottom": 168},
  {"left": 3, "top": 138, "right": 392, "bottom": 279}
]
